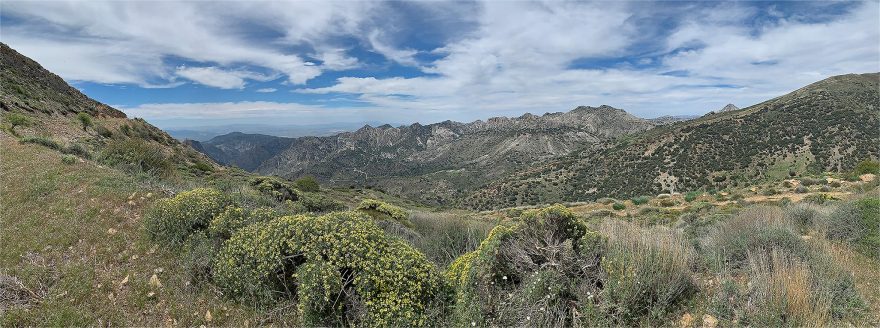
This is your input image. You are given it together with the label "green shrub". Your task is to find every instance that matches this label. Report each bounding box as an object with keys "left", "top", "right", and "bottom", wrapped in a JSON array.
[
  {"left": 596, "top": 221, "right": 696, "bottom": 324},
  {"left": 784, "top": 203, "right": 824, "bottom": 233},
  {"left": 61, "top": 143, "right": 91, "bottom": 159},
  {"left": 60, "top": 154, "right": 77, "bottom": 165},
  {"left": 292, "top": 193, "right": 345, "bottom": 213},
  {"left": 825, "top": 198, "right": 880, "bottom": 259},
  {"left": 853, "top": 159, "right": 880, "bottom": 175},
  {"left": 19, "top": 136, "right": 61, "bottom": 150},
  {"left": 99, "top": 139, "right": 172, "bottom": 176},
  {"left": 294, "top": 176, "right": 320, "bottom": 192},
  {"left": 249, "top": 176, "right": 298, "bottom": 201},
  {"left": 612, "top": 202, "right": 626, "bottom": 211},
  {"left": 5, "top": 112, "right": 32, "bottom": 133},
  {"left": 357, "top": 199, "right": 410, "bottom": 226},
  {"left": 94, "top": 124, "right": 112, "bottom": 138},
  {"left": 795, "top": 185, "right": 808, "bottom": 193},
  {"left": 801, "top": 177, "right": 826, "bottom": 186},
  {"left": 659, "top": 198, "right": 678, "bottom": 207},
  {"left": 190, "top": 160, "right": 213, "bottom": 173},
  {"left": 212, "top": 211, "right": 446, "bottom": 327},
  {"left": 76, "top": 112, "right": 93, "bottom": 130},
  {"left": 684, "top": 191, "right": 700, "bottom": 202},
  {"left": 143, "top": 188, "right": 232, "bottom": 246},
  {"left": 702, "top": 206, "right": 808, "bottom": 270},
  {"left": 631, "top": 196, "right": 651, "bottom": 205}
]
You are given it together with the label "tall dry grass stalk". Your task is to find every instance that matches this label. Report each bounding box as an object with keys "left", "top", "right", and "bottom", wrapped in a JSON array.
[{"left": 745, "top": 248, "right": 831, "bottom": 327}]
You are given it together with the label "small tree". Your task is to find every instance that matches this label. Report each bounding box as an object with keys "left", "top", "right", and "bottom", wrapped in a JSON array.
[
  {"left": 294, "top": 176, "right": 320, "bottom": 192},
  {"left": 77, "top": 112, "right": 93, "bottom": 131},
  {"left": 6, "top": 112, "right": 32, "bottom": 134}
]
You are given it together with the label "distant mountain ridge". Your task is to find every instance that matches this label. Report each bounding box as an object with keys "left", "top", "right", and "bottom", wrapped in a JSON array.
[{"left": 196, "top": 105, "right": 656, "bottom": 204}]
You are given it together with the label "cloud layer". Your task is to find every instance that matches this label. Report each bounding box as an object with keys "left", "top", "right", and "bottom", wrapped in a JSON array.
[{"left": 3, "top": 1, "right": 878, "bottom": 127}]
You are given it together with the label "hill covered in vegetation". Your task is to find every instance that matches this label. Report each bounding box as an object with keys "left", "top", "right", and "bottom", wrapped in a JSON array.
[{"left": 466, "top": 73, "right": 880, "bottom": 209}]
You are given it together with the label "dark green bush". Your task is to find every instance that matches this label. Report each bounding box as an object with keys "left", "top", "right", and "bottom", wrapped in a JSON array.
[
  {"left": 631, "top": 196, "right": 651, "bottom": 205},
  {"left": 684, "top": 191, "right": 700, "bottom": 202},
  {"left": 795, "top": 185, "right": 808, "bottom": 193},
  {"left": 61, "top": 143, "right": 91, "bottom": 159},
  {"left": 99, "top": 139, "right": 172, "bottom": 176},
  {"left": 292, "top": 193, "right": 345, "bottom": 213},
  {"left": 612, "top": 202, "right": 626, "bottom": 211},
  {"left": 853, "top": 159, "right": 880, "bottom": 175},
  {"left": 250, "top": 176, "right": 298, "bottom": 201},
  {"left": 213, "top": 211, "right": 446, "bottom": 327},
  {"left": 143, "top": 188, "right": 232, "bottom": 246},
  {"left": 294, "top": 176, "right": 320, "bottom": 192}
]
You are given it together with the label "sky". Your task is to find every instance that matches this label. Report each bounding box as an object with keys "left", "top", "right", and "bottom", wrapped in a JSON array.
[{"left": 2, "top": 0, "right": 878, "bottom": 130}]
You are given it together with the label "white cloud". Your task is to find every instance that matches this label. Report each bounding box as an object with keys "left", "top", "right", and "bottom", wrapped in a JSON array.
[
  {"left": 256, "top": 88, "right": 278, "bottom": 93},
  {"left": 1, "top": 1, "right": 380, "bottom": 87},
  {"left": 4, "top": 0, "right": 878, "bottom": 124}
]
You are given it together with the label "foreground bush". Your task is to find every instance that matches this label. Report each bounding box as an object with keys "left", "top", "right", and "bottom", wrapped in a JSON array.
[
  {"left": 207, "top": 206, "right": 278, "bottom": 240},
  {"left": 143, "top": 188, "right": 232, "bottom": 246},
  {"left": 212, "top": 211, "right": 445, "bottom": 327},
  {"left": 446, "top": 205, "right": 603, "bottom": 327},
  {"left": 825, "top": 197, "right": 879, "bottom": 259}
]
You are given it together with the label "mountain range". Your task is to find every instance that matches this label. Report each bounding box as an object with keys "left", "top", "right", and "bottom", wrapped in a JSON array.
[{"left": 192, "top": 73, "right": 880, "bottom": 209}]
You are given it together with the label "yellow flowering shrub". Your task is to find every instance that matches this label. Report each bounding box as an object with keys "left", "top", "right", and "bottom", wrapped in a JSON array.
[
  {"left": 357, "top": 199, "right": 411, "bottom": 227},
  {"left": 143, "top": 188, "right": 231, "bottom": 246},
  {"left": 213, "top": 211, "right": 446, "bottom": 327},
  {"left": 207, "top": 206, "right": 278, "bottom": 240}
]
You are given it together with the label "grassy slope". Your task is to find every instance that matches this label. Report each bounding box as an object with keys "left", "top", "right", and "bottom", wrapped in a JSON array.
[{"left": 0, "top": 135, "right": 292, "bottom": 326}]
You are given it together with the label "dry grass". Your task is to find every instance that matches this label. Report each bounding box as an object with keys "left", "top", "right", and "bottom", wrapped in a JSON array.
[
  {"left": 744, "top": 249, "right": 830, "bottom": 327},
  {"left": 598, "top": 220, "right": 696, "bottom": 323}
]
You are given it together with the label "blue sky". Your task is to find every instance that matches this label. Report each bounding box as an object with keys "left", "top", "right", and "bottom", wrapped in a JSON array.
[{"left": 2, "top": 1, "right": 878, "bottom": 129}]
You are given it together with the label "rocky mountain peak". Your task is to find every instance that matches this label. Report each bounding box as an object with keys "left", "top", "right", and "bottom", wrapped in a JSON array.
[{"left": 719, "top": 103, "right": 739, "bottom": 112}]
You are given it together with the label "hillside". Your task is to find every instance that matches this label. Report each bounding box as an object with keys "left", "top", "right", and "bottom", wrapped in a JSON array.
[
  {"left": 465, "top": 73, "right": 880, "bottom": 209},
  {"left": 197, "top": 105, "right": 654, "bottom": 205},
  {"left": 0, "top": 43, "right": 216, "bottom": 177}
]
